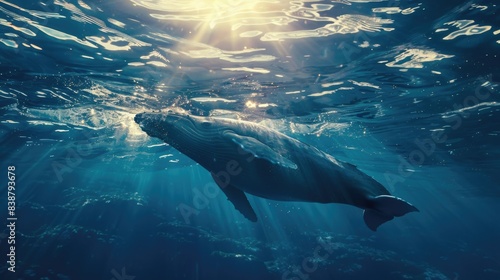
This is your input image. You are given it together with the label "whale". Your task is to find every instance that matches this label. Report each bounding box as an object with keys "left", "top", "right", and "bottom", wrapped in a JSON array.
[{"left": 134, "top": 110, "right": 418, "bottom": 231}]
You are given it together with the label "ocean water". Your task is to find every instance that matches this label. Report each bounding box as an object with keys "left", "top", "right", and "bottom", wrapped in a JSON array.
[{"left": 0, "top": 0, "right": 499, "bottom": 279}]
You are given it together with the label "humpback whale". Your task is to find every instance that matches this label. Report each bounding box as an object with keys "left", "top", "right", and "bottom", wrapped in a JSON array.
[{"left": 135, "top": 110, "right": 418, "bottom": 231}]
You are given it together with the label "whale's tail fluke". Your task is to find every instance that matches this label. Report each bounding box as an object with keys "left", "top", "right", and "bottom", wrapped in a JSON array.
[{"left": 363, "top": 195, "right": 418, "bottom": 231}]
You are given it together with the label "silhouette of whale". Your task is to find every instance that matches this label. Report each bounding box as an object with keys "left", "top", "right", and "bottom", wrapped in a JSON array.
[{"left": 135, "top": 110, "right": 418, "bottom": 231}]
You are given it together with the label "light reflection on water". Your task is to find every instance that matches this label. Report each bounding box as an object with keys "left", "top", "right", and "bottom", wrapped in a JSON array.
[{"left": 1, "top": 1, "right": 500, "bottom": 279}]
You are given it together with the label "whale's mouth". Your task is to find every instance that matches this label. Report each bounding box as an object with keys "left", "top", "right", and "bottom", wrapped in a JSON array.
[
  {"left": 134, "top": 113, "right": 145, "bottom": 125},
  {"left": 134, "top": 112, "right": 157, "bottom": 131}
]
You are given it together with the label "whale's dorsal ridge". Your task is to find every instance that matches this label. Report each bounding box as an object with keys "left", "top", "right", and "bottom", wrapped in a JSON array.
[
  {"left": 223, "top": 131, "right": 298, "bottom": 169},
  {"left": 211, "top": 173, "right": 257, "bottom": 222}
]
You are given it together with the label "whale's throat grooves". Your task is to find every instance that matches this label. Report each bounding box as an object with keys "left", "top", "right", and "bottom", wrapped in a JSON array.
[{"left": 165, "top": 122, "right": 233, "bottom": 168}]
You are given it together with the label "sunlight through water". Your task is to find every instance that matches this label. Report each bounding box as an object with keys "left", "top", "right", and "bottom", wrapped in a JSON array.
[{"left": 1, "top": 0, "right": 499, "bottom": 279}]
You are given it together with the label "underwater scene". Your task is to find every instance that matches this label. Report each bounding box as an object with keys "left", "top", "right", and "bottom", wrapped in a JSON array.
[{"left": 0, "top": 0, "right": 499, "bottom": 279}]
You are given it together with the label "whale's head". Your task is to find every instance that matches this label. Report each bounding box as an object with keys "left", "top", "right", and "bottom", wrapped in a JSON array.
[{"left": 134, "top": 109, "right": 224, "bottom": 159}]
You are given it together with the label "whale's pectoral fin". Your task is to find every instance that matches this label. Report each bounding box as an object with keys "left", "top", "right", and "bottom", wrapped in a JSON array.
[
  {"left": 363, "top": 195, "right": 419, "bottom": 231},
  {"left": 211, "top": 173, "right": 258, "bottom": 222},
  {"left": 223, "top": 132, "right": 297, "bottom": 169}
]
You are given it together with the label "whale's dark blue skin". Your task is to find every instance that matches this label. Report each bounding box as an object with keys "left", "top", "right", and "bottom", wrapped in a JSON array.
[{"left": 135, "top": 110, "right": 418, "bottom": 231}]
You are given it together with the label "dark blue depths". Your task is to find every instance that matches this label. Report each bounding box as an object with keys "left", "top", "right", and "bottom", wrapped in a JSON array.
[{"left": 0, "top": 0, "right": 499, "bottom": 279}]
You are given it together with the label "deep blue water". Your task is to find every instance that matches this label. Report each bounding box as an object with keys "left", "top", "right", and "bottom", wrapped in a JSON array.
[{"left": 0, "top": 0, "right": 499, "bottom": 279}]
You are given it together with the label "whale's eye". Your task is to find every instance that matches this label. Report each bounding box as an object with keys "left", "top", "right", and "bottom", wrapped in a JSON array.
[{"left": 201, "top": 121, "right": 212, "bottom": 128}]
